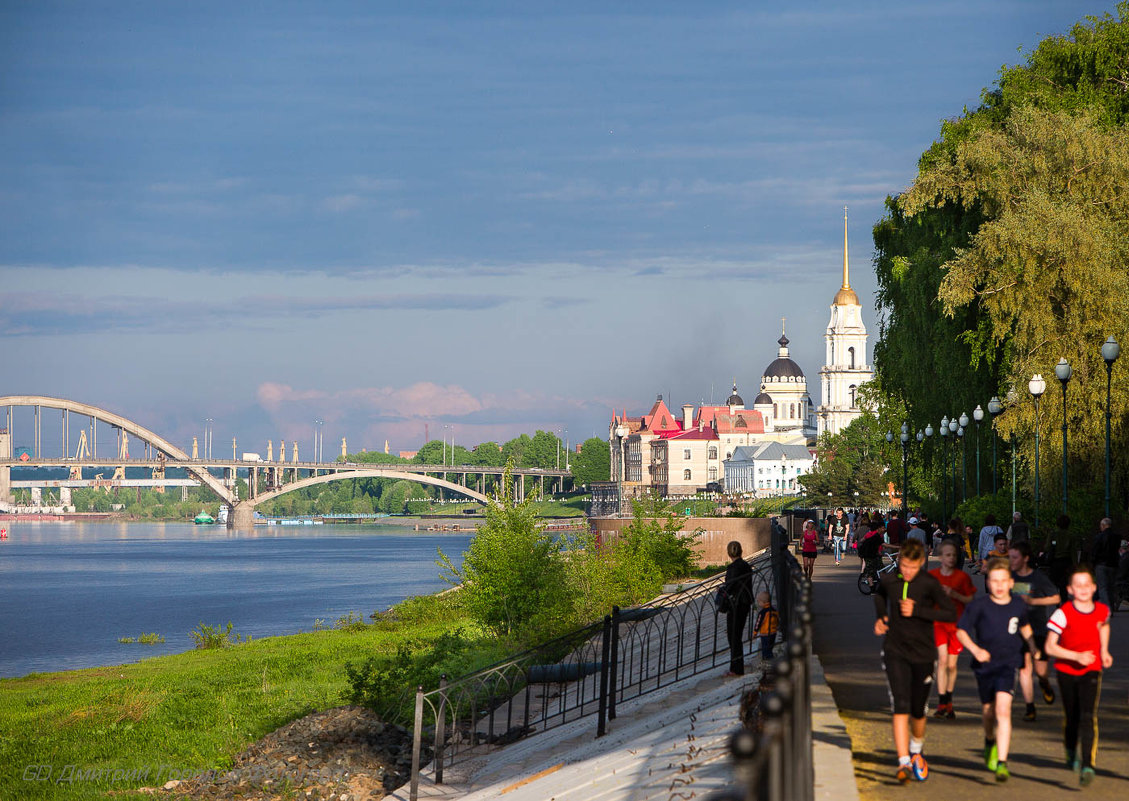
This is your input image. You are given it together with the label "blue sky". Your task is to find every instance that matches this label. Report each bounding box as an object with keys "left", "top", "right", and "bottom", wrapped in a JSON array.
[{"left": 1, "top": 1, "right": 1116, "bottom": 457}]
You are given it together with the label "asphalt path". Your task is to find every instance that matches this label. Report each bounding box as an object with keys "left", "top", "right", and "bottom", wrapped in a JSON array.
[{"left": 809, "top": 551, "right": 1129, "bottom": 799}]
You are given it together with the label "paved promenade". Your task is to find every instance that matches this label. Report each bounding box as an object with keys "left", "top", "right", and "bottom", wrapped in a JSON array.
[{"left": 809, "top": 551, "right": 1129, "bottom": 800}]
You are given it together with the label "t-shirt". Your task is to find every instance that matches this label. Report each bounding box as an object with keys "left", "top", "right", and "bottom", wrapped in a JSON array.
[
  {"left": 958, "top": 594, "right": 1030, "bottom": 671},
  {"left": 874, "top": 570, "right": 956, "bottom": 663},
  {"left": 1047, "top": 601, "right": 1110, "bottom": 675},
  {"left": 906, "top": 526, "right": 928, "bottom": 545},
  {"left": 929, "top": 567, "right": 977, "bottom": 619},
  {"left": 801, "top": 528, "right": 819, "bottom": 554},
  {"left": 1010, "top": 568, "right": 1059, "bottom": 634},
  {"left": 886, "top": 518, "right": 906, "bottom": 545}
]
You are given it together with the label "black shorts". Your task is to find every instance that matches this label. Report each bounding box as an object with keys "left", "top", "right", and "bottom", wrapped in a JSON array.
[
  {"left": 883, "top": 652, "right": 934, "bottom": 717},
  {"left": 974, "top": 664, "right": 1018, "bottom": 704}
]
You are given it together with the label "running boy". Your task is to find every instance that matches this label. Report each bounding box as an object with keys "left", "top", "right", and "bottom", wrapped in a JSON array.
[
  {"left": 1044, "top": 566, "right": 1113, "bottom": 786},
  {"left": 929, "top": 540, "right": 976, "bottom": 718},
  {"left": 873, "top": 539, "right": 956, "bottom": 783},
  {"left": 956, "top": 557, "right": 1039, "bottom": 782}
]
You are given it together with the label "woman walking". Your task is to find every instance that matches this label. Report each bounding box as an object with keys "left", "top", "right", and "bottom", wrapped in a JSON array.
[
  {"left": 801, "top": 519, "right": 819, "bottom": 580},
  {"left": 723, "top": 540, "right": 754, "bottom": 676}
]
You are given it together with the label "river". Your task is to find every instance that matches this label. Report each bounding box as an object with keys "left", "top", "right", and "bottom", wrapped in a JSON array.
[{"left": 0, "top": 520, "right": 473, "bottom": 679}]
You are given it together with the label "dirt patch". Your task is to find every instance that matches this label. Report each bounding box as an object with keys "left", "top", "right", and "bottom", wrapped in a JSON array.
[{"left": 148, "top": 706, "right": 429, "bottom": 801}]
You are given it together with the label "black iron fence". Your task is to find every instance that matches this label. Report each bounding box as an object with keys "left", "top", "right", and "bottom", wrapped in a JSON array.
[
  {"left": 709, "top": 527, "right": 814, "bottom": 801},
  {"left": 407, "top": 546, "right": 779, "bottom": 800}
]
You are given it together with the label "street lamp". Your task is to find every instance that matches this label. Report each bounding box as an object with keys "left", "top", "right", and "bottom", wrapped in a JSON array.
[
  {"left": 939, "top": 417, "right": 949, "bottom": 524},
  {"left": 958, "top": 412, "right": 969, "bottom": 502},
  {"left": 616, "top": 425, "right": 628, "bottom": 515},
  {"left": 988, "top": 396, "right": 1002, "bottom": 495},
  {"left": 1029, "top": 374, "right": 1046, "bottom": 532},
  {"left": 972, "top": 405, "right": 983, "bottom": 496},
  {"left": 948, "top": 416, "right": 959, "bottom": 510},
  {"left": 314, "top": 419, "right": 324, "bottom": 463},
  {"left": 1054, "top": 357, "right": 1071, "bottom": 516},
  {"left": 204, "top": 418, "right": 214, "bottom": 460},
  {"left": 1102, "top": 336, "right": 1120, "bottom": 517}
]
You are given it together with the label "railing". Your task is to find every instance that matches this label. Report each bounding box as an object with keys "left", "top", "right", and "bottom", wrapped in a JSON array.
[
  {"left": 709, "top": 528, "right": 814, "bottom": 801},
  {"left": 408, "top": 546, "right": 778, "bottom": 800}
]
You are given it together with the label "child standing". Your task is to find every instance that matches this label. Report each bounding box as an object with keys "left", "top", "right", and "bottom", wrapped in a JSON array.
[
  {"left": 754, "top": 591, "right": 779, "bottom": 660},
  {"left": 956, "top": 557, "right": 1039, "bottom": 782},
  {"left": 929, "top": 541, "right": 976, "bottom": 718},
  {"left": 1045, "top": 566, "right": 1113, "bottom": 786}
]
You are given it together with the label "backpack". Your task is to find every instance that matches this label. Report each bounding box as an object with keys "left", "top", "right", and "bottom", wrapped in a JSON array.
[{"left": 857, "top": 531, "right": 881, "bottom": 560}]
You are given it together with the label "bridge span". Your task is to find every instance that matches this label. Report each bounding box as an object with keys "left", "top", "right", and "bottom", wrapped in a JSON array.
[{"left": 0, "top": 395, "right": 569, "bottom": 527}]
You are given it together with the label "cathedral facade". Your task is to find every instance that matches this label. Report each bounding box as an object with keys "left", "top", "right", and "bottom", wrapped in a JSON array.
[{"left": 817, "top": 211, "right": 874, "bottom": 439}]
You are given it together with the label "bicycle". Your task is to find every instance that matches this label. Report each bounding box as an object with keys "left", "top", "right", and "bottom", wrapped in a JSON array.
[{"left": 857, "top": 549, "right": 899, "bottom": 595}]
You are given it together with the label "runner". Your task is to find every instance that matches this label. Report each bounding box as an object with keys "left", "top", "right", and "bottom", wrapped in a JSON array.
[
  {"left": 800, "top": 519, "right": 819, "bottom": 580},
  {"left": 956, "top": 557, "right": 1040, "bottom": 782},
  {"left": 1045, "top": 565, "right": 1113, "bottom": 786},
  {"left": 873, "top": 539, "right": 956, "bottom": 783},
  {"left": 1009, "top": 540, "right": 1060, "bottom": 721},
  {"left": 929, "top": 540, "right": 976, "bottom": 719}
]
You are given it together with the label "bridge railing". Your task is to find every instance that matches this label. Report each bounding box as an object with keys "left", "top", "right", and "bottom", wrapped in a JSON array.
[{"left": 407, "top": 546, "right": 776, "bottom": 800}]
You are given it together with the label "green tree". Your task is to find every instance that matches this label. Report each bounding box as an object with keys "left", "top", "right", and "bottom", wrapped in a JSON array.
[
  {"left": 438, "top": 465, "right": 568, "bottom": 639},
  {"left": 570, "top": 436, "right": 610, "bottom": 485}
]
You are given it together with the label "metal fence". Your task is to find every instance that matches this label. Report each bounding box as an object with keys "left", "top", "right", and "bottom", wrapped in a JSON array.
[
  {"left": 709, "top": 533, "right": 814, "bottom": 801},
  {"left": 408, "top": 545, "right": 779, "bottom": 800}
]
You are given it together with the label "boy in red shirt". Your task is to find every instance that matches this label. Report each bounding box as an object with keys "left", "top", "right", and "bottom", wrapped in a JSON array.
[
  {"left": 930, "top": 540, "right": 976, "bottom": 718},
  {"left": 1045, "top": 566, "right": 1113, "bottom": 786}
]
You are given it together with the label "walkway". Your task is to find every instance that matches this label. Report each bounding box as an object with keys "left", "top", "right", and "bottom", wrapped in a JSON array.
[{"left": 810, "top": 551, "right": 1129, "bottom": 800}]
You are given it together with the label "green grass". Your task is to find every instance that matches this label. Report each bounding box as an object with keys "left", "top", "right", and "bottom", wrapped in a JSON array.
[{"left": 0, "top": 596, "right": 475, "bottom": 800}]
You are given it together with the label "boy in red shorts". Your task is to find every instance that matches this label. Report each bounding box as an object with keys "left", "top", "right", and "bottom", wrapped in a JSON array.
[
  {"left": 1045, "top": 565, "right": 1113, "bottom": 786},
  {"left": 930, "top": 540, "right": 976, "bottom": 718}
]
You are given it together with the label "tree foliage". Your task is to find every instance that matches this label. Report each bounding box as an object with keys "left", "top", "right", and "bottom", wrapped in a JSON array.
[
  {"left": 570, "top": 436, "right": 611, "bottom": 485},
  {"left": 872, "top": 4, "right": 1129, "bottom": 526}
]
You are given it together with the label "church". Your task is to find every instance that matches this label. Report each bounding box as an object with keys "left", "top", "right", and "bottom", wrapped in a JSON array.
[{"left": 608, "top": 210, "right": 873, "bottom": 497}]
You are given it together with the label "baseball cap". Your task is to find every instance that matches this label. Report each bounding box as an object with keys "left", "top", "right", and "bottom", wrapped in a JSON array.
[{"left": 908, "top": 517, "right": 918, "bottom": 524}]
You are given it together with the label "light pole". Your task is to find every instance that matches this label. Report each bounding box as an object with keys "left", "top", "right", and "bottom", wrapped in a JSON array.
[
  {"left": 921, "top": 425, "right": 932, "bottom": 516},
  {"left": 1029, "top": 374, "right": 1046, "bottom": 532},
  {"left": 959, "top": 412, "right": 969, "bottom": 502},
  {"left": 615, "top": 425, "right": 628, "bottom": 515},
  {"left": 988, "top": 396, "right": 1002, "bottom": 495},
  {"left": 1055, "top": 357, "right": 1071, "bottom": 516},
  {"left": 1102, "top": 336, "right": 1120, "bottom": 517},
  {"left": 973, "top": 405, "right": 983, "bottom": 496},
  {"left": 204, "top": 418, "right": 213, "bottom": 460},
  {"left": 948, "top": 416, "right": 959, "bottom": 510},
  {"left": 556, "top": 428, "right": 562, "bottom": 470},
  {"left": 564, "top": 428, "right": 570, "bottom": 471},
  {"left": 939, "top": 417, "right": 949, "bottom": 524},
  {"left": 314, "top": 419, "right": 324, "bottom": 463}
]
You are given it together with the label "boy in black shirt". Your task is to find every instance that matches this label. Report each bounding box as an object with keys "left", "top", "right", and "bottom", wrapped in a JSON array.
[{"left": 873, "top": 539, "right": 957, "bottom": 783}]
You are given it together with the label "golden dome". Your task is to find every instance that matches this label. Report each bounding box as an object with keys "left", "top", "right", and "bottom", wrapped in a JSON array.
[{"left": 834, "top": 286, "right": 860, "bottom": 306}]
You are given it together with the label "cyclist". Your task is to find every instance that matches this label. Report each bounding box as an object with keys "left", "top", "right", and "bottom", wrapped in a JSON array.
[{"left": 873, "top": 539, "right": 957, "bottom": 783}]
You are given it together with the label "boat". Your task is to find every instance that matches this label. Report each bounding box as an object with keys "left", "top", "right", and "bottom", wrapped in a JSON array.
[
  {"left": 194, "top": 511, "right": 216, "bottom": 525},
  {"left": 216, "top": 506, "right": 229, "bottom": 526}
]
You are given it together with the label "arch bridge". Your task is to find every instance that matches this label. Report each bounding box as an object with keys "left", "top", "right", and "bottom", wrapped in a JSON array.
[{"left": 0, "top": 395, "right": 568, "bottom": 527}]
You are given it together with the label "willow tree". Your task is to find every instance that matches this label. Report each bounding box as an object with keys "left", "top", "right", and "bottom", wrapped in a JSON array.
[{"left": 873, "top": 5, "right": 1129, "bottom": 522}]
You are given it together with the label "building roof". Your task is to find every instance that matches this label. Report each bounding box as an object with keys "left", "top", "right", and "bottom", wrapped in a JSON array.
[
  {"left": 763, "top": 357, "right": 805, "bottom": 379},
  {"left": 714, "top": 411, "right": 765, "bottom": 435},
  {"left": 725, "top": 382, "right": 744, "bottom": 407},
  {"left": 641, "top": 396, "right": 680, "bottom": 433},
  {"left": 659, "top": 427, "right": 718, "bottom": 441},
  {"left": 753, "top": 392, "right": 773, "bottom": 405},
  {"left": 728, "top": 441, "right": 814, "bottom": 462}
]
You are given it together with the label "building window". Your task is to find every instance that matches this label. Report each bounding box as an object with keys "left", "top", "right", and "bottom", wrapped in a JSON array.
[
  {"left": 848, "top": 346, "right": 856, "bottom": 369},
  {"left": 849, "top": 384, "right": 857, "bottom": 408},
  {"left": 709, "top": 467, "right": 717, "bottom": 481},
  {"left": 774, "top": 404, "right": 778, "bottom": 418},
  {"left": 683, "top": 469, "right": 691, "bottom": 481},
  {"left": 708, "top": 446, "right": 718, "bottom": 460},
  {"left": 790, "top": 403, "right": 795, "bottom": 418},
  {"left": 683, "top": 449, "right": 691, "bottom": 460}
]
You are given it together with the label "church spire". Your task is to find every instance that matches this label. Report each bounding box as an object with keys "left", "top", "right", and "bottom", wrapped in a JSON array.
[{"left": 833, "top": 207, "right": 861, "bottom": 307}]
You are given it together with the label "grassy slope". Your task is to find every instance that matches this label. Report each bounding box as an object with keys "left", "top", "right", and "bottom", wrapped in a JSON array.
[{"left": 0, "top": 610, "right": 469, "bottom": 800}]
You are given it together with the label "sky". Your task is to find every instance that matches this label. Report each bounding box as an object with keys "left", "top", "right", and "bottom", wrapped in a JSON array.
[{"left": 1, "top": 1, "right": 1119, "bottom": 459}]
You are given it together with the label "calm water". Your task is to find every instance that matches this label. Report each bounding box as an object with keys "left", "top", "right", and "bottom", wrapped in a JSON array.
[{"left": 0, "top": 521, "right": 472, "bottom": 679}]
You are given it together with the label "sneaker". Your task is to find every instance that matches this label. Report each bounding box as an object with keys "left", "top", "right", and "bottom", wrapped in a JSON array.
[
  {"left": 1080, "top": 767, "right": 1095, "bottom": 786},
  {"left": 984, "top": 743, "right": 998, "bottom": 771},
  {"left": 995, "top": 762, "right": 1009, "bottom": 782},
  {"left": 1041, "top": 681, "right": 1056, "bottom": 704},
  {"left": 910, "top": 753, "right": 929, "bottom": 782},
  {"left": 932, "top": 703, "right": 948, "bottom": 718},
  {"left": 1023, "top": 706, "right": 1037, "bottom": 722},
  {"left": 896, "top": 762, "right": 911, "bottom": 784},
  {"left": 945, "top": 704, "right": 955, "bottom": 720},
  {"left": 1066, "top": 748, "right": 1079, "bottom": 772}
]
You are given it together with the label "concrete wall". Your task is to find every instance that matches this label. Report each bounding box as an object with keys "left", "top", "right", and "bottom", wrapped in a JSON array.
[{"left": 590, "top": 515, "right": 771, "bottom": 567}]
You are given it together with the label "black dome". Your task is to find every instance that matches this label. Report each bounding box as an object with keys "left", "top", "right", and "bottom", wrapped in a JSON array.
[
  {"left": 753, "top": 392, "right": 773, "bottom": 405},
  {"left": 726, "top": 383, "right": 744, "bottom": 406},
  {"left": 763, "top": 357, "right": 805, "bottom": 379}
]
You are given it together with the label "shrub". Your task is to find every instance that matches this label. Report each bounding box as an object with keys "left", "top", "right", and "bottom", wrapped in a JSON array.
[{"left": 190, "top": 621, "right": 249, "bottom": 649}]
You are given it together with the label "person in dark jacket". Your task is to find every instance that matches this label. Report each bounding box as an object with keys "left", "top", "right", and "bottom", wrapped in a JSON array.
[
  {"left": 873, "top": 539, "right": 957, "bottom": 783},
  {"left": 723, "top": 540, "right": 754, "bottom": 676}
]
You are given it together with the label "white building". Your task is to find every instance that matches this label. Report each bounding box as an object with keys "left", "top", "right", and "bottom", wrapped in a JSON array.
[
  {"left": 723, "top": 441, "right": 815, "bottom": 496},
  {"left": 754, "top": 324, "right": 817, "bottom": 446},
  {"left": 818, "top": 210, "right": 874, "bottom": 439}
]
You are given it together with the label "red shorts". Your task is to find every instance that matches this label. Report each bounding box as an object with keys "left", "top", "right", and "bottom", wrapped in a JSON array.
[{"left": 933, "top": 622, "right": 964, "bottom": 656}]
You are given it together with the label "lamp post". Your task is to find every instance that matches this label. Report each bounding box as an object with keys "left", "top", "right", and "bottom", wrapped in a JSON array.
[
  {"left": 948, "top": 416, "right": 959, "bottom": 510},
  {"left": 1054, "top": 358, "right": 1072, "bottom": 516},
  {"left": 972, "top": 405, "right": 983, "bottom": 496},
  {"left": 615, "top": 425, "right": 628, "bottom": 515},
  {"left": 939, "top": 417, "right": 949, "bottom": 524},
  {"left": 1102, "top": 337, "right": 1120, "bottom": 517},
  {"left": 958, "top": 412, "right": 969, "bottom": 502},
  {"left": 1029, "top": 374, "right": 1046, "bottom": 532},
  {"left": 885, "top": 423, "right": 910, "bottom": 514},
  {"left": 988, "top": 396, "right": 1002, "bottom": 495}
]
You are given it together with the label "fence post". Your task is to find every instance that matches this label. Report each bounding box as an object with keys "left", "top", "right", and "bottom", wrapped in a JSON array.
[
  {"left": 409, "top": 685, "right": 425, "bottom": 801},
  {"left": 772, "top": 658, "right": 794, "bottom": 801},
  {"left": 597, "top": 614, "right": 612, "bottom": 737},
  {"left": 433, "top": 674, "right": 448, "bottom": 785},
  {"left": 608, "top": 605, "right": 620, "bottom": 721},
  {"left": 762, "top": 689, "right": 786, "bottom": 801}
]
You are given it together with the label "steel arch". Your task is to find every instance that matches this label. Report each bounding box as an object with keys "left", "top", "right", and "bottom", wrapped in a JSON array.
[{"left": 249, "top": 468, "right": 490, "bottom": 506}]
